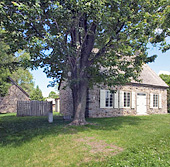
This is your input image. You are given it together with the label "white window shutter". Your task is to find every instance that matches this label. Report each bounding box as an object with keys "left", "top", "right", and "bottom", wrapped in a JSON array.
[
  {"left": 100, "top": 90, "right": 106, "bottom": 108},
  {"left": 114, "top": 91, "right": 119, "bottom": 108},
  {"left": 159, "top": 94, "right": 162, "bottom": 108},
  {"left": 150, "top": 93, "right": 153, "bottom": 108},
  {"left": 131, "top": 92, "right": 135, "bottom": 109},
  {"left": 119, "top": 91, "right": 124, "bottom": 108}
]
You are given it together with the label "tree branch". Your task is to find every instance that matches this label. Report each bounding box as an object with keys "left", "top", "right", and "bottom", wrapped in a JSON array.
[
  {"left": 30, "top": 23, "right": 44, "bottom": 38},
  {"left": 77, "top": 22, "right": 96, "bottom": 57},
  {"left": 89, "top": 21, "right": 125, "bottom": 65}
]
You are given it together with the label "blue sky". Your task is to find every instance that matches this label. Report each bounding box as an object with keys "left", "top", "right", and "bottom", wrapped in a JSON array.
[
  {"left": 30, "top": 68, "right": 58, "bottom": 97},
  {"left": 148, "top": 46, "right": 170, "bottom": 74},
  {"left": 30, "top": 45, "right": 170, "bottom": 97}
]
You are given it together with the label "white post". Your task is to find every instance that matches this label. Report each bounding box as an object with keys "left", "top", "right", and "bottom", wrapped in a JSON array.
[
  {"left": 48, "top": 112, "right": 53, "bottom": 123},
  {"left": 48, "top": 101, "right": 53, "bottom": 123}
]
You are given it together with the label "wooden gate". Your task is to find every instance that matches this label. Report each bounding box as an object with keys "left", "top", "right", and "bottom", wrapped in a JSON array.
[{"left": 17, "top": 101, "right": 52, "bottom": 116}]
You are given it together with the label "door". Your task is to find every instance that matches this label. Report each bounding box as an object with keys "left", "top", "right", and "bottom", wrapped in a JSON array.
[{"left": 137, "top": 93, "right": 147, "bottom": 115}]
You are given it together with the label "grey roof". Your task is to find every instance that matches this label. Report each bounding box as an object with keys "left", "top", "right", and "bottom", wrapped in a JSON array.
[{"left": 131, "top": 64, "right": 169, "bottom": 88}]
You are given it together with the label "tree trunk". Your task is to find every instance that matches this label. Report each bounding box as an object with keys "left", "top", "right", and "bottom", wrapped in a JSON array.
[{"left": 69, "top": 81, "right": 88, "bottom": 125}]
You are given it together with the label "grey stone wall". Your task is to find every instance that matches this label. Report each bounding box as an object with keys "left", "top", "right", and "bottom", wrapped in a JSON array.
[
  {"left": 59, "top": 83, "right": 167, "bottom": 118},
  {"left": 0, "top": 85, "right": 30, "bottom": 113},
  {"left": 88, "top": 84, "right": 167, "bottom": 118}
]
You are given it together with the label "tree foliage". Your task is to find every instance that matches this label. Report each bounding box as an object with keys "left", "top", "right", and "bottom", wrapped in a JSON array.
[
  {"left": 0, "top": 0, "right": 169, "bottom": 124},
  {"left": 11, "top": 51, "right": 35, "bottom": 94},
  {"left": 0, "top": 28, "right": 16, "bottom": 96},
  {"left": 48, "top": 91, "right": 59, "bottom": 99},
  {"left": 30, "top": 85, "right": 44, "bottom": 101},
  {"left": 159, "top": 74, "right": 170, "bottom": 112},
  {"left": 0, "top": 39, "right": 34, "bottom": 96}
]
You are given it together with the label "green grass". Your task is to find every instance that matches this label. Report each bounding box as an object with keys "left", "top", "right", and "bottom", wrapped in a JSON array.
[{"left": 0, "top": 113, "right": 170, "bottom": 167}]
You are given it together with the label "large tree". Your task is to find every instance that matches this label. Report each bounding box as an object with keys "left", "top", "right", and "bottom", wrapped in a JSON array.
[{"left": 0, "top": 1, "right": 169, "bottom": 125}]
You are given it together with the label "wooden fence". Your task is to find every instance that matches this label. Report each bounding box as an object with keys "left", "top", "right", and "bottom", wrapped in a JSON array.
[{"left": 17, "top": 101, "right": 52, "bottom": 116}]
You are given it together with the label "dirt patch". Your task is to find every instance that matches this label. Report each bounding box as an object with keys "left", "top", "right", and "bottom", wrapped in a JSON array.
[{"left": 75, "top": 137, "right": 124, "bottom": 164}]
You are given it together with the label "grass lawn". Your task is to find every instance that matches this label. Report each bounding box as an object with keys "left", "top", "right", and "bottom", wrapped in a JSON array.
[{"left": 0, "top": 113, "right": 170, "bottom": 167}]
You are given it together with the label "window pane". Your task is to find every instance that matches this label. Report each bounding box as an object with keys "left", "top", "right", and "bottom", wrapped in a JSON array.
[
  {"left": 105, "top": 91, "right": 113, "bottom": 107},
  {"left": 127, "top": 93, "right": 130, "bottom": 107},
  {"left": 106, "top": 91, "right": 109, "bottom": 98},
  {"left": 124, "top": 92, "right": 126, "bottom": 107},
  {"left": 123, "top": 92, "right": 131, "bottom": 107},
  {"left": 127, "top": 101, "right": 130, "bottom": 107},
  {"left": 153, "top": 94, "right": 158, "bottom": 107}
]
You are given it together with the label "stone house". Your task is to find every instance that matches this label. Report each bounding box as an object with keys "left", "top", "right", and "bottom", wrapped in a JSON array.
[
  {"left": 59, "top": 64, "right": 169, "bottom": 118},
  {"left": 0, "top": 77, "right": 30, "bottom": 113}
]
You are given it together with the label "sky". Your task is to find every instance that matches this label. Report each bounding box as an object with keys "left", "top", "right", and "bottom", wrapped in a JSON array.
[
  {"left": 30, "top": 68, "right": 58, "bottom": 97},
  {"left": 147, "top": 45, "right": 170, "bottom": 74},
  {"left": 30, "top": 44, "right": 170, "bottom": 97}
]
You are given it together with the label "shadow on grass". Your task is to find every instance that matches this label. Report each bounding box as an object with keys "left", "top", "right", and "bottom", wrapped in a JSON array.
[{"left": 0, "top": 114, "right": 144, "bottom": 147}]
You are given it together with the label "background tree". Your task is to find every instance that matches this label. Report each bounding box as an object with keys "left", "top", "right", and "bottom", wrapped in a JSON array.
[
  {"left": 0, "top": 33, "right": 18, "bottom": 96},
  {"left": 48, "top": 91, "right": 59, "bottom": 99},
  {"left": 0, "top": 42, "right": 34, "bottom": 96},
  {"left": 159, "top": 74, "right": 170, "bottom": 113},
  {"left": 0, "top": 1, "right": 169, "bottom": 125},
  {"left": 11, "top": 68, "right": 35, "bottom": 94},
  {"left": 30, "top": 86, "right": 44, "bottom": 101},
  {"left": 11, "top": 50, "right": 35, "bottom": 94}
]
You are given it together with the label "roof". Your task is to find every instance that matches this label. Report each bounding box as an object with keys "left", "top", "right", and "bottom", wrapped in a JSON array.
[
  {"left": 8, "top": 77, "right": 30, "bottom": 97},
  {"left": 58, "top": 64, "right": 169, "bottom": 90},
  {"left": 131, "top": 64, "right": 169, "bottom": 88}
]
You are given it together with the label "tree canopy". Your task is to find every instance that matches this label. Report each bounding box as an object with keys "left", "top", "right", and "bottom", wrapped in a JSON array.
[
  {"left": 0, "top": 29, "right": 17, "bottom": 96},
  {"left": 0, "top": 0, "right": 169, "bottom": 124},
  {"left": 48, "top": 91, "right": 59, "bottom": 99},
  {"left": 30, "top": 85, "right": 44, "bottom": 101},
  {"left": 0, "top": 43, "right": 35, "bottom": 97}
]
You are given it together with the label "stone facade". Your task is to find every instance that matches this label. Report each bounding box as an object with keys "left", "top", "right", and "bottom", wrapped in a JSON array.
[
  {"left": 60, "top": 83, "right": 73, "bottom": 117},
  {"left": 59, "top": 83, "right": 167, "bottom": 118},
  {"left": 88, "top": 84, "right": 167, "bottom": 118},
  {"left": 59, "top": 64, "right": 168, "bottom": 118},
  {"left": 0, "top": 84, "right": 30, "bottom": 113}
]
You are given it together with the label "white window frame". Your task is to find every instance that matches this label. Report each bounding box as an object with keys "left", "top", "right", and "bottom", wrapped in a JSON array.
[
  {"left": 100, "top": 90, "right": 117, "bottom": 108},
  {"left": 124, "top": 92, "right": 131, "bottom": 108},
  {"left": 153, "top": 94, "right": 159, "bottom": 108}
]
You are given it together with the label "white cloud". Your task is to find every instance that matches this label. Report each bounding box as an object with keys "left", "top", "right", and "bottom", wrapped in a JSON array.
[{"left": 158, "top": 70, "right": 170, "bottom": 75}]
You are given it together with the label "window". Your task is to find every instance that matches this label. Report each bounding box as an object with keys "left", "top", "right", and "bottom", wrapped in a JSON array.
[
  {"left": 153, "top": 94, "right": 158, "bottom": 107},
  {"left": 124, "top": 92, "right": 130, "bottom": 107},
  {"left": 100, "top": 90, "right": 115, "bottom": 108},
  {"left": 105, "top": 90, "right": 113, "bottom": 107}
]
